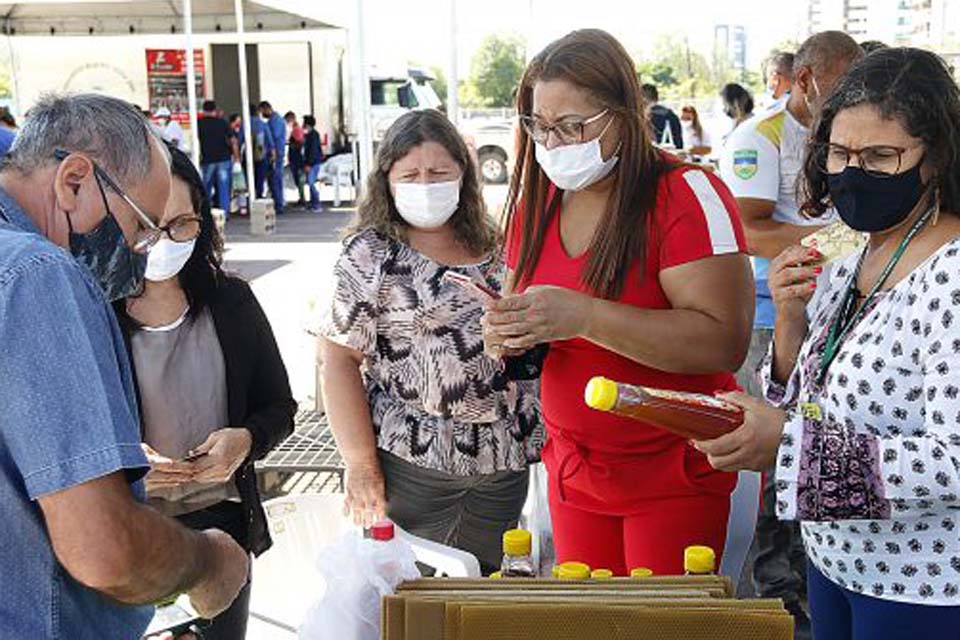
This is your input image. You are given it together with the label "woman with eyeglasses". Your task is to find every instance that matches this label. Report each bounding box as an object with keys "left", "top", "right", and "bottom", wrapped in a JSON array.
[
  {"left": 694, "top": 48, "right": 960, "bottom": 639},
  {"left": 482, "top": 29, "right": 754, "bottom": 576},
  {"left": 115, "top": 145, "right": 296, "bottom": 639}
]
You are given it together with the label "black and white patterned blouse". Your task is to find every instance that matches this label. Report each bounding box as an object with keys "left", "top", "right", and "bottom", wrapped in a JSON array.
[
  {"left": 761, "top": 237, "right": 960, "bottom": 605},
  {"left": 322, "top": 228, "right": 543, "bottom": 476}
]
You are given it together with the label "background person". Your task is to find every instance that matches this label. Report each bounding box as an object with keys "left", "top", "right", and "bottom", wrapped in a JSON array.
[
  {"left": 155, "top": 106, "right": 184, "bottom": 150},
  {"left": 0, "top": 93, "right": 247, "bottom": 638},
  {"left": 285, "top": 111, "right": 307, "bottom": 208},
  {"left": 198, "top": 100, "right": 238, "bottom": 218},
  {"left": 641, "top": 83, "right": 684, "bottom": 149},
  {"left": 303, "top": 114, "right": 325, "bottom": 213},
  {"left": 116, "top": 145, "right": 295, "bottom": 639},
  {"left": 762, "top": 52, "right": 795, "bottom": 111},
  {"left": 484, "top": 29, "right": 754, "bottom": 577},
  {"left": 720, "top": 83, "right": 756, "bottom": 134},
  {"left": 680, "top": 104, "right": 712, "bottom": 157},
  {"left": 696, "top": 47, "right": 960, "bottom": 640},
  {"left": 259, "top": 101, "right": 287, "bottom": 214},
  {"left": 319, "top": 109, "right": 542, "bottom": 574},
  {"left": 717, "top": 31, "right": 863, "bottom": 636}
]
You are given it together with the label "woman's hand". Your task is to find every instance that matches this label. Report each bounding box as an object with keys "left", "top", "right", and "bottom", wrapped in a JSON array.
[
  {"left": 692, "top": 392, "right": 787, "bottom": 472},
  {"left": 483, "top": 286, "right": 595, "bottom": 353},
  {"left": 770, "top": 245, "right": 823, "bottom": 321},
  {"left": 344, "top": 461, "right": 387, "bottom": 528},
  {"left": 142, "top": 444, "right": 196, "bottom": 492},
  {"left": 189, "top": 428, "right": 253, "bottom": 484}
]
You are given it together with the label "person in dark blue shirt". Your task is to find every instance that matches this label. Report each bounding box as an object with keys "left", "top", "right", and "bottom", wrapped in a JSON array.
[
  {"left": 259, "top": 101, "right": 287, "bottom": 214},
  {"left": 641, "top": 84, "right": 684, "bottom": 150},
  {"left": 302, "top": 114, "right": 324, "bottom": 212}
]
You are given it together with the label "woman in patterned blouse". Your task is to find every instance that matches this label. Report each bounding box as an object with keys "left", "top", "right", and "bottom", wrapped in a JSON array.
[
  {"left": 319, "top": 110, "right": 542, "bottom": 572},
  {"left": 695, "top": 48, "right": 960, "bottom": 639}
]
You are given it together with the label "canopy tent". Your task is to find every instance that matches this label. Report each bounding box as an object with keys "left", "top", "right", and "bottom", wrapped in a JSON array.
[
  {"left": 0, "top": 1, "right": 337, "bottom": 36},
  {"left": 0, "top": 0, "right": 356, "bottom": 204}
]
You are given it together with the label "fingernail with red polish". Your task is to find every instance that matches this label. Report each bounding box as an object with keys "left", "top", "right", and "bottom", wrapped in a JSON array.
[
  {"left": 810, "top": 282, "right": 817, "bottom": 290},
  {"left": 814, "top": 267, "right": 823, "bottom": 275}
]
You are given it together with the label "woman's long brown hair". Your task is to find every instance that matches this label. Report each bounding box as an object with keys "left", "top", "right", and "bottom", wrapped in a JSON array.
[{"left": 504, "top": 29, "right": 669, "bottom": 299}]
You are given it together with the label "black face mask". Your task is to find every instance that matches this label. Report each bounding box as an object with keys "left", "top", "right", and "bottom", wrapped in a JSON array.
[
  {"left": 827, "top": 163, "right": 928, "bottom": 233},
  {"left": 67, "top": 175, "right": 147, "bottom": 301}
]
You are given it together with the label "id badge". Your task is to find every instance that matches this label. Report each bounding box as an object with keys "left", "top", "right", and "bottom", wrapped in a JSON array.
[{"left": 799, "top": 400, "right": 822, "bottom": 421}]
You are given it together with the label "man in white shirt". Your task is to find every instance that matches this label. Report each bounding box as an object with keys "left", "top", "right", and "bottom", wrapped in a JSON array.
[
  {"left": 155, "top": 107, "right": 184, "bottom": 151},
  {"left": 760, "top": 52, "right": 794, "bottom": 112},
  {"left": 718, "top": 31, "right": 863, "bottom": 639}
]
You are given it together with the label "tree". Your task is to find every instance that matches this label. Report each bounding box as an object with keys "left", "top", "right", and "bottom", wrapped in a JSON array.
[
  {"left": 465, "top": 34, "right": 525, "bottom": 108},
  {"left": 430, "top": 65, "right": 449, "bottom": 107}
]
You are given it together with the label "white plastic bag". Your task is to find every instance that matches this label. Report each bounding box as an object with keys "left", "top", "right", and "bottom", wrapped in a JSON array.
[{"left": 299, "top": 530, "right": 420, "bottom": 640}]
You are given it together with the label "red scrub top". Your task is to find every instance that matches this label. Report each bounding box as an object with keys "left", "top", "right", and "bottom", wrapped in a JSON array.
[{"left": 506, "top": 160, "right": 747, "bottom": 515}]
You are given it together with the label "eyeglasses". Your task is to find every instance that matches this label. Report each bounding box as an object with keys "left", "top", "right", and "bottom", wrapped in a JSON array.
[
  {"left": 815, "top": 143, "right": 922, "bottom": 178},
  {"left": 54, "top": 149, "right": 162, "bottom": 253},
  {"left": 519, "top": 109, "right": 610, "bottom": 146},
  {"left": 158, "top": 214, "right": 202, "bottom": 243}
]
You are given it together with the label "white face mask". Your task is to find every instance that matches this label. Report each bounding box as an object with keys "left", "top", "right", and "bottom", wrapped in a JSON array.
[
  {"left": 392, "top": 179, "right": 461, "bottom": 229},
  {"left": 535, "top": 116, "right": 619, "bottom": 191},
  {"left": 145, "top": 237, "right": 196, "bottom": 282}
]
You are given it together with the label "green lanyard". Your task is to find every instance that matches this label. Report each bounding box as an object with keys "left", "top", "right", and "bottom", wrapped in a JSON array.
[{"left": 818, "top": 205, "right": 936, "bottom": 386}]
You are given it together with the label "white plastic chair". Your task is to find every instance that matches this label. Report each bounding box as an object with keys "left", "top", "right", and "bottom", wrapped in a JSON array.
[{"left": 248, "top": 494, "right": 480, "bottom": 635}]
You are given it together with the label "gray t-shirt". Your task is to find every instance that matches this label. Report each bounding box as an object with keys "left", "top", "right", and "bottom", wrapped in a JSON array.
[{"left": 132, "top": 307, "right": 238, "bottom": 516}]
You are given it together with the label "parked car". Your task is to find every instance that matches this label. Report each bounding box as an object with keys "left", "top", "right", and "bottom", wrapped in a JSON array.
[{"left": 461, "top": 117, "right": 516, "bottom": 185}]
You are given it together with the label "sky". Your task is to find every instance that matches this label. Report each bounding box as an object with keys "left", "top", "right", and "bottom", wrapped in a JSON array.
[{"left": 292, "top": 0, "right": 809, "bottom": 77}]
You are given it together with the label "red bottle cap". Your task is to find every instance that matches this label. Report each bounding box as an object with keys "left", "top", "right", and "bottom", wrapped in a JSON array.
[{"left": 370, "top": 520, "right": 395, "bottom": 541}]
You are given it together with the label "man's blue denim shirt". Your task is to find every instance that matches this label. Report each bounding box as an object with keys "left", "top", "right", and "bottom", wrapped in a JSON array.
[{"left": 0, "top": 186, "right": 152, "bottom": 639}]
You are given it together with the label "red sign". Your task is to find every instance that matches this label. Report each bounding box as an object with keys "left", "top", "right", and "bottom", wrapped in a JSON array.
[{"left": 145, "top": 49, "right": 205, "bottom": 127}]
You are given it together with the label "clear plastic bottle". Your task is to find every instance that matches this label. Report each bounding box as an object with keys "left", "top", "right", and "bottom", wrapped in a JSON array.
[
  {"left": 500, "top": 529, "right": 536, "bottom": 577},
  {"left": 684, "top": 545, "right": 716, "bottom": 575}
]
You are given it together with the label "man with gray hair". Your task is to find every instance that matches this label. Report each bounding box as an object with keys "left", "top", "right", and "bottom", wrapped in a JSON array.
[
  {"left": 763, "top": 51, "right": 794, "bottom": 111},
  {"left": 0, "top": 93, "right": 248, "bottom": 638}
]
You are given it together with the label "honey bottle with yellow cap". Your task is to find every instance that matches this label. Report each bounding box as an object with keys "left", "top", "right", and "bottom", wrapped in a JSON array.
[
  {"left": 501, "top": 529, "right": 536, "bottom": 577},
  {"left": 584, "top": 376, "right": 743, "bottom": 440},
  {"left": 684, "top": 545, "right": 716, "bottom": 575}
]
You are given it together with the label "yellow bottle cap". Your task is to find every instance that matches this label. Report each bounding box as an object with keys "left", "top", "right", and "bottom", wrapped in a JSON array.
[
  {"left": 551, "top": 564, "right": 562, "bottom": 578},
  {"left": 502, "top": 529, "right": 532, "bottom": 556},
  {"left": 591, "top": 569, "right": 614, "bottom": 580},
  {"left": 584, "top": 377, "right": 619, "bottom": 412},
  {"left": 630, "top": 567, "right": 654, "bottom": 578},
  {"left": 489, "top": 571, "right": 502, "bottom": 579},
  {"left": 558, "top": 562, "right": 591, "bottom": 580},
  {"left": 684, "top": 546, "right": 716, "bottom": 574}
]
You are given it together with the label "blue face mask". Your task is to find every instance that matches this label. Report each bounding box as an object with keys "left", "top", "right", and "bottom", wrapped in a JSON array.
[{"left": 67, "top": 173, "right": 147, "bottom": 301}]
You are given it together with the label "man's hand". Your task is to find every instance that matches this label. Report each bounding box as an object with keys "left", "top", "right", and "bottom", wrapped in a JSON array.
[
  {"left": 188, "top": 428, "right": 253, "bottom": 484},
  {"left": 186, "top": 529, "right": 249, "bottom": 619}
]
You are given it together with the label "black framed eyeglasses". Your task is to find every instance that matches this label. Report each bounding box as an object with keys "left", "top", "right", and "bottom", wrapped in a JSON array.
[
  {"left": 815, "top": 142, "right": 923, "bottom": 178},
  {"left": 53, "top": 149, "right": 162, "bottom": 253},
  {"left": 158, "top": 214, "right": 202, "bottom": 243},
  {"left": 519, "top": 109, "right": 610, "bottom": 146}
]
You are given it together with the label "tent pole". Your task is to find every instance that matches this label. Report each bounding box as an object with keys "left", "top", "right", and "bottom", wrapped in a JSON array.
[
  {"left": 447, "top": 0, "right": 459, "bottom": 126},
  {"left": 349, "top": 0, "right": 372, "bottom": 197},
  {"left": 183, "top": 0, "right": 200, "bottom": 167},
  {"left": 235, "top": 0, "right": 256, "bottom": 209}
]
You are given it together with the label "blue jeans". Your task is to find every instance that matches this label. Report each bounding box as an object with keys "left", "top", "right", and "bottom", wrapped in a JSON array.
[
  {"left": 268, "top": 155, "right": 285, "bottom": 213},
  {"left": 202, "top": 160, "right": 232, "bottom": 217},
  {"left": 808, "top": 562, "right": 960, "bottom": 640},
  {"left": 307, "top": 163, "right": 322, "bottom": 206}
]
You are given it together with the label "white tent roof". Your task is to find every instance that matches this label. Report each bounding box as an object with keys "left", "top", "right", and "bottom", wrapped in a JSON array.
[{"left": 0, "top": 0, "right": 339, "bottom": 36}]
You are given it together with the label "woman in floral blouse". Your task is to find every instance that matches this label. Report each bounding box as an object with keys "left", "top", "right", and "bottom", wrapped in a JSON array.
[
  {"left": 695, "top": 48, "right": 960, "bottom": 639},
  {"left": 319, "top": 110, "right": 542, "bottom": 573}
]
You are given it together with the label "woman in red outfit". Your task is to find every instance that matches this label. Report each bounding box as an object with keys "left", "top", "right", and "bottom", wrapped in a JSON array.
[{"left": 483, "top": 29, "right": 755, "bottom": 576}]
